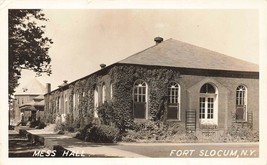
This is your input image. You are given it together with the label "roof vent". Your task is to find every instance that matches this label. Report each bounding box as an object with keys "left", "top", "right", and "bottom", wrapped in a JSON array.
[
  {"left": 100, "top": 64, "right": 106, "bottom": 69},
  {"left": 58, "top": 80, "right": 68, "bottom": 88},
  {"left": 154, "top": 37, "right": 163, "bottom": 44}
]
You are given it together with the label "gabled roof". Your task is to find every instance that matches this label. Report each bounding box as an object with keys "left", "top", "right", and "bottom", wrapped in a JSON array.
[
  {"left": 118, "top": 39, "right": 258, "bottom": 72},
  {"left": 15, "top": 78, "right": 46, "bottom": 95}
]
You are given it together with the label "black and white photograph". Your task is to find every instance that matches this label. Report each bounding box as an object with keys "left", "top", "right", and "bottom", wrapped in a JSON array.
[{"left": 1, "top": 1, "right": 267, "bottom": 165}]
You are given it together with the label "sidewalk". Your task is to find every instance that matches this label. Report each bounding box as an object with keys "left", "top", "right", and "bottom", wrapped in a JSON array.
[
  {"left": 19, "top": 126, "right": 146, "bottom": 158},
  {"left": 13, "top": 126, "right": 259, "bottom": 158}
]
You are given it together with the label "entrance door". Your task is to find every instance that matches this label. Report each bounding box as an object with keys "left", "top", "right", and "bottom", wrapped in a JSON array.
[
  {"left": 199, "top": 83, "right": 217, "bottom": 125},
  {"left": 199, "top": 97, "right": 215, "bottom": 124}
]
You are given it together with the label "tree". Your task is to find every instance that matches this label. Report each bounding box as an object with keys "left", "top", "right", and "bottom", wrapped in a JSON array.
[{"left": 8, "top": 9, "right": 53, "bottom": 100}]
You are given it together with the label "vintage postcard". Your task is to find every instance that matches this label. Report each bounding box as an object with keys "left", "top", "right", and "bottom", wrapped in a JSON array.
[{"left": 1, "top": 0, "right": 267, "bottom": 165}]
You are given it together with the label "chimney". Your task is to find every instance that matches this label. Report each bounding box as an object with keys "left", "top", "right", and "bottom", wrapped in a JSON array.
[
  {"left": 154, "top": 37, "right": 163, "bottom": 45},
  {"left": 58, "top": 80, "right": 68, "bottom": 88},
  {"left": 100, "top": 64, "right": 106, "bottom": 69},
  {"left": 63, "top": 80, "right": 68, "bottom": 85},
  {"left": 46, "top": 83, "right": 51, "bottom": 93}
]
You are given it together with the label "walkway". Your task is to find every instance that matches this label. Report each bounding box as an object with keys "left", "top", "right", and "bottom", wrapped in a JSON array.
[
  {"left": 13, "top": 125, "right": 259, "bottom": 158},
  {"left": 19, "top": 126, "right": 146, "bottom": 158}
]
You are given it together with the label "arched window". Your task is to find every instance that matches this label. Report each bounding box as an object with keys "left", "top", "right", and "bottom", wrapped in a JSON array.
[
  {"left": 236, "top": 85, "right": 247, "bottom": 121},
  {"left": 64, "top": 94, "right": 68, "bottom": 114},
  {"left": 110, "top": 83, "right": 113, "bottom": 99},
  {"left": 199, "top": 83, "right": 218, "bottom": 125},
  {"left": 94, "top": 86, "right": 99, "bottom": 118},
  {"left": 133, "top": 80, "right": 147, "bottom": 119},
  {"left": 200, "top": 83, "right": 215, "bottom": 93},
  {"left": 167, "top": 82, "right": 180, "bottom": 120},
  {"left": 102, "top": 83, "right": 106, "bottom": 103},
  {"left": 72, "top": 93, "right": 75, "bottom": 109}
]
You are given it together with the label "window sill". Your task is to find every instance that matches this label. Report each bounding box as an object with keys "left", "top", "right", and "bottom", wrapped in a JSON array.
[
  {"left": 166, "top": 119, "right": 181, "bottom": 122},
  {"left": 235, "top": 120, "right": 247, "bottom": 123},
  {"left": 134, "top": 118, "right": 148, "bottom": 122}
]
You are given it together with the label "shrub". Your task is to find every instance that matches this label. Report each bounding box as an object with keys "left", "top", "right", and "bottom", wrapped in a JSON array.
[
  {"left": 84, "top": 124, "right": 120, "bottom": 143},
  {"left": 223, "top": 124, "right": 259, "bottom": 142},
  {"left": 98, "top": 101, "right": 135, "bottom": 133},
  {"left": 35, "top": 121, "right": 46, "bottom": 129},
  {"left": 54, "top": 122, "right": 64, "bottom": 132},
  {"left": 122, "top": 121, "right": 187, "bottom": 142}
]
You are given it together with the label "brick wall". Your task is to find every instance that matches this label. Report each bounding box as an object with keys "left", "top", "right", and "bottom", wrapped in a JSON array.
[{"left": 44, "top": 64, "right": 259, "bottom": 131}]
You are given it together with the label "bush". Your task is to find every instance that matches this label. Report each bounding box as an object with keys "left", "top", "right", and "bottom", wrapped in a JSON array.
[
  {"left": 222, "top": 124, "right": 259, "bottom": 142},
  {"left": 122, "top": 121, "right": 187, "bottom": 142},
  {"left": 98, "top": 102, "right": 135, "bottom": 133},
  {"left": 84, "top": 124, "right": 120, "bottom": 143},
  {"left": 36, "top": 121, "right": 46, "bottom": 129}
]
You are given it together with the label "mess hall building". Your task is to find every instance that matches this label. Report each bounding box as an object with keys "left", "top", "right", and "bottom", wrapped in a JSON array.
[{"left": 44, "top": 37, "right": 259, "bottom": 132}]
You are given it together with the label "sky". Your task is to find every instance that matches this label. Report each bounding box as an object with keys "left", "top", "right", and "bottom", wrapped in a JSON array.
[
  {"left": 16, "top": 9, "right": 259, "bottom": 91},
  {"left": 2, "top": 5, "right": 267, "bottom": 165}
]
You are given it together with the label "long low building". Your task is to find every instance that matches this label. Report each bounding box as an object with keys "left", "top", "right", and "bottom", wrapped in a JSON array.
[{"left": 44, "top": 37, "right": 259, "bottom": 133}]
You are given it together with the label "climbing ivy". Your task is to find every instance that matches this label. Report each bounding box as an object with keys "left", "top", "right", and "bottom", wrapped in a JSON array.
[{"left": 44, "top": 64, "right": 181, "bottom": 131}]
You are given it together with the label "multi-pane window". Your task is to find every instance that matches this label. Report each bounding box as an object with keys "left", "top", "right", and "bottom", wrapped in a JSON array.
[
  {"left": 168, "top": 82, "right": 179, "bottom": 104},
  {"left": 199, "top": 83, "right": 216, "bottom": 121},
  {"left": 200, "top": 83, "right": 215, "bottom": 93},
  {"left": 236, "top": 85, "right": 246, "bottom": 106},
  {"left": 199, "top": 97, "right": 205, "bottom": 119},
  {"left": 167, "top": 82, "right": 180, "bottom": 120},
  {"left": 207, "top": 98, "right": 214, "bottom": 119},
  {"left": 133, "top": 80, "right": 147, "bottom": 119},
  {"left": 133, "top": 80, "right": 147, "bottom": 103},
  {"left": 236, "top": 85, "right": 247, "bottom": 121}
]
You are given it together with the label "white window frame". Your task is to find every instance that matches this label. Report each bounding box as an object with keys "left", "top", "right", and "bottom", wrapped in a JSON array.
[
  {"left": 94, "top": 86, "right": 99, "bottom": 118},
  {"left": 199, "top": 83, "right": 218, "bottom": 125},
  {"left": 167, "top": 82, "right": 181, "bottom": 120},
  {"left": 133, "top": 79, "right": 148, "bottom": 119},
  {"left": 236, "top": 85, "right": 248, "bottom": 121},
  {"left": 72, "top": 92, "right": 75, "bottom": 110},
  {"left": 110, "top": 83, "right": 113, "bottom": 99},
  {"left": 58, "top": 96, "right": 61, "bottom": 113},
  {"left": 64, "top": 93, "right": 68, "bottom": 114},
  {"left": 102, "top": 83, "right": 106, "bottom": 103}
]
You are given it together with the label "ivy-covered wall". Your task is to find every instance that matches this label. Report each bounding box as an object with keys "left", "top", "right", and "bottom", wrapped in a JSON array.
[
  {"left": 44, "top": 64, "right": 259, "bottom": 131},
  {"left": 44, "top": 64, "right": 183, "bottom": 129}
]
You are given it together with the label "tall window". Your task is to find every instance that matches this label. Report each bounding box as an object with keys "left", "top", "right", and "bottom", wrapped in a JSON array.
[
  {"left": 77, "top": 92, "right": 79, "bottom": 106},
  {"left": 167, "top": 82, "right": 180, "bottom": 120},
  {"left": 72, "top": 92, "right": 75, "bottom": 109},
  {"left": 94, "top": 87, "right": 99, "bottom": 118},
  {"left": 199, "top": 83, "right": 217, "bottom": 125},
  {"left": 64, "top": 94, "right": 68, "bottom": 114},
  {"left": 110, "top": 83, "right": 113, "bottom": 99},
  {"left": 102, "top": 83, "right": 106, "bottom": 103},
  {"left": 236, "top": 85, "right": 247, "bottom": 121},
  {"left": 133, "top": 80, "right": 147, "bottom": 119},
  {"left": 58, "top": 96, "right": 61, "bottom": 113}
]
